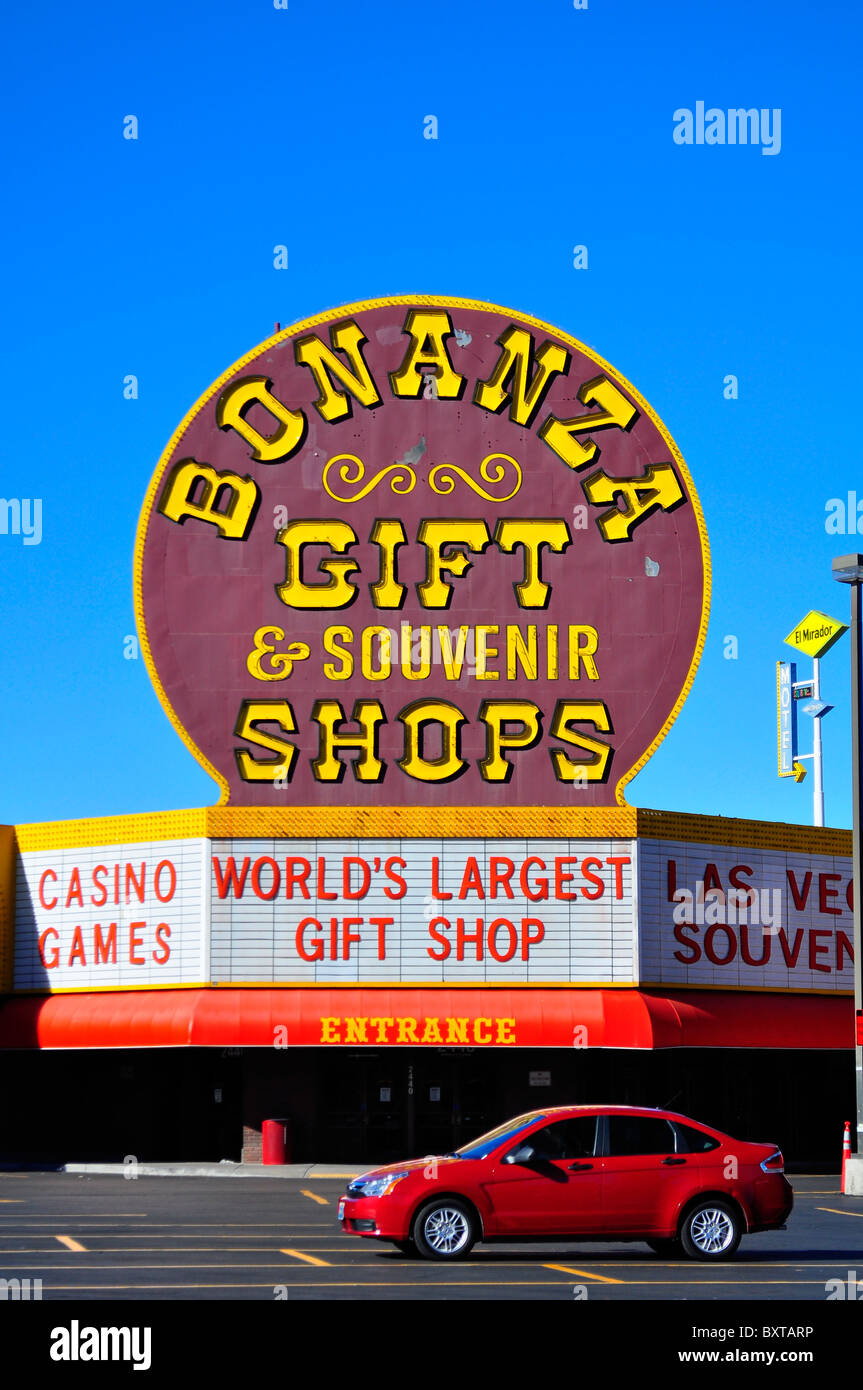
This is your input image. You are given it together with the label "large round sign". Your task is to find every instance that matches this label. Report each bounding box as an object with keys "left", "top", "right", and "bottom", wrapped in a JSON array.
[{"left": 135, "top": 295, "right": 710, "bottom": 812}]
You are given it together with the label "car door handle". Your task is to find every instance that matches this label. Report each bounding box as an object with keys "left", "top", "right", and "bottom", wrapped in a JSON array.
[
  {"left": 567, "top": 1162, "right": 594, "bottom": 1171},
  {"left": 662, "top": 1157, "right": 686, "bottom": 1165}
]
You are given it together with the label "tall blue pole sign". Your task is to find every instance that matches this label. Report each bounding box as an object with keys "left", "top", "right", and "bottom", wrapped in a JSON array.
[{"left": 777, "top": 661, "right": 798, "bottom": 777}]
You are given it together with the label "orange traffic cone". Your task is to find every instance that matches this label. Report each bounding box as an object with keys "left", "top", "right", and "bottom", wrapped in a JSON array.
[{"left": 842, "top": 1120, "right": 852, "bottom": 1191}]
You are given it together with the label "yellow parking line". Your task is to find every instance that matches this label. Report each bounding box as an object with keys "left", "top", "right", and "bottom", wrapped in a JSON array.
[
  {"left": 817, "top": 1206, "right": 863, "bottom": 1217},
  {"left": 2, "top": 1269, "right": 833, "bottom": 1283},
  {"left": 1, "top": 1231, "right": 333, "bottom": 1238},
  {"left": 543, "top": 1263, "right": 624, "bottom": 1284},
  {"left": 0, "top": 1281, "right": 588, "bottom": 1290},
  {"left": 0, "top": 1221, "right": 328, "bottom": 1227},
  {"left": 55, "top": 1235, "right": 87, "bottom": 1252},
  {"left": 0, "top": 1248, "right": 533, "bottom": 1258},
  {"left": 0, "top": 1263, "right": 340, "bottom": 1270},
  {"left": 300, "top": 1190, "right": 330, "bottom": 1207},
  {"left": 26, "top": 1278, "right": 831, "bottom": 1290},
  {"left": 0, "top": 1254, "right": 839, "bottom": 1272},
  {"left": 279, "top": 1248, "right": 331, "bottom": 1267},
  {"left": 0, "top": 1243, "right": 836, "bottom": 1268}
]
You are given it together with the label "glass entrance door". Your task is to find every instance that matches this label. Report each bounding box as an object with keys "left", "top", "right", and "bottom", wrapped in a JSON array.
[{"left": 318, "top": 1049, "right": 502, "bottom": 1163}]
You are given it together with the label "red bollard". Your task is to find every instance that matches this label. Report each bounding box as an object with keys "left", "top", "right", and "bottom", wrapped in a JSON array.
[
  {"left": 842, "top": 1120, "right": 852, "bottom": 1191},
  {"left": 262, "top": 1117, "right": 292, "bottom": 1165}
]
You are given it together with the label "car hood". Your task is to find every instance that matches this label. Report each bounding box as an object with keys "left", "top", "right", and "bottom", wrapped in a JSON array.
[{"left": 352, "top": 1155, "right": 464, "bottom": 1182}]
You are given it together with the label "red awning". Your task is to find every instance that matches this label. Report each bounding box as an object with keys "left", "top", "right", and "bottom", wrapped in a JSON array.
[{"left": 0, "top": 988, "right": 852, "bottom": 1050}]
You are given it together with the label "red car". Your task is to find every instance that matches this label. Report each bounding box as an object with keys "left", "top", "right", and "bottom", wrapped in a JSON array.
[{"left": 338, "top": 1104, "right": 792, "bottom": 1261}]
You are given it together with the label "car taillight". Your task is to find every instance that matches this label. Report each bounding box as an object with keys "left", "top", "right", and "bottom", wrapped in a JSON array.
[{"left": 760, "top": 1150, "right": 784, "bottom": 1173}]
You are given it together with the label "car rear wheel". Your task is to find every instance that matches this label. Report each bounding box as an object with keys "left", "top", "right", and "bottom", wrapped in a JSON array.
[
  {"left": 680, "top": 1199, "right": 742, "bottom": 1260},
  {"left": 412, "top": 1198, "right": 477, "bottom": 1261}
]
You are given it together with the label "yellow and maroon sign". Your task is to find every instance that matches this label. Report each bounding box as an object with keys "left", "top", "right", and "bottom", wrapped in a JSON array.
[{"left": 135, "top": 296, "right": 710, "bottom": 812}]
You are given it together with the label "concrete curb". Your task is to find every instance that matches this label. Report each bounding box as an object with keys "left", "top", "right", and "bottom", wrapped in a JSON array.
[{"left": 0, "top": 1162, "right": 364, "bottom": 1179}]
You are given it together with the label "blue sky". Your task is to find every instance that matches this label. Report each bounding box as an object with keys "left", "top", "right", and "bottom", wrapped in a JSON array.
[{"left": 1, "top": 0, "right": 860, "bottom": 827}]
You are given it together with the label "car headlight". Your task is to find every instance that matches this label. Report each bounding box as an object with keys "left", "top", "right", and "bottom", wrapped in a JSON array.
[{"left": 357, "top": 1171, "right": 409, "bottom": 1197}]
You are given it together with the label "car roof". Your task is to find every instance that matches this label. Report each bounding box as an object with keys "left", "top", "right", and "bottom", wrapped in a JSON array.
[{"left": 534, "top": 1104, "right": 719, "bottom": 1128}]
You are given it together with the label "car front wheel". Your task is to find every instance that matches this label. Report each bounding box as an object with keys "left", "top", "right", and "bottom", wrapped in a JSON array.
[
  {"left": 680, "top": 1199, "right": 742, "bottom": 1260},
  {"left": 412, "top": 1199, "right": 477, "bottom": 1261}
]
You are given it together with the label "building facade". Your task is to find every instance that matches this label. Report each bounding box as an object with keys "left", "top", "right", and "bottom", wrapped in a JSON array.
[{"left": 0, "top": 807, "right": 852, "bottom": 1166}]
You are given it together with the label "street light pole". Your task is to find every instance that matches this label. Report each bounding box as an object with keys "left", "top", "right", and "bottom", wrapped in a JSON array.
[
  {"left": 832, "top": 555, "right": 863, "bottom": 1165},
  {"left": 850, "top": 579, "right": 863, "bottom": 1152}
]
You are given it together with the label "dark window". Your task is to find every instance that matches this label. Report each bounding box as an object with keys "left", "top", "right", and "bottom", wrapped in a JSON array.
[
  {"left": 674, "top": 1123, "right": 720, "bottom": 1154},
  {"left": 527, "top": 1116, "right": 599, "bottom": 1160},
  {"left": 607, "top": 1116, "right": 676, "bottom": 1156}
]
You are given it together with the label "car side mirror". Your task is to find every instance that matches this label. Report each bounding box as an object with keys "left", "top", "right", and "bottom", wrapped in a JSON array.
[{"left": 503, "top": 1144, "right": 536, "bottom": 1165}]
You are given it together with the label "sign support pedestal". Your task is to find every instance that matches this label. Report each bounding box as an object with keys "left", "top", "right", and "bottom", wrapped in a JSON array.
[{"left": 813, "top": 657, "right": 824, "bottom": 827}]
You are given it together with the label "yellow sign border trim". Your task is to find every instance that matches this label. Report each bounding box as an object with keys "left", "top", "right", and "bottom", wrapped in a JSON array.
[
  {"left": 14, "top": 807, "right": 850, "bottom": 858},
  {"left": 133, "top": 293, "right": 712, "bottom": 820}
]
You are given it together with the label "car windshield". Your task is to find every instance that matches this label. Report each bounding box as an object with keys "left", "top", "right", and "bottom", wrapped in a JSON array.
[{"left": 455, "top": 1112, "right": 545, "bottom": 1160}]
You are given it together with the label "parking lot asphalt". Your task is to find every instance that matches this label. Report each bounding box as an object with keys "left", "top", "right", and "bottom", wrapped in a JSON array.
[{"left": 0, "top": 1171, "right": 861, "bottom": 1301}]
